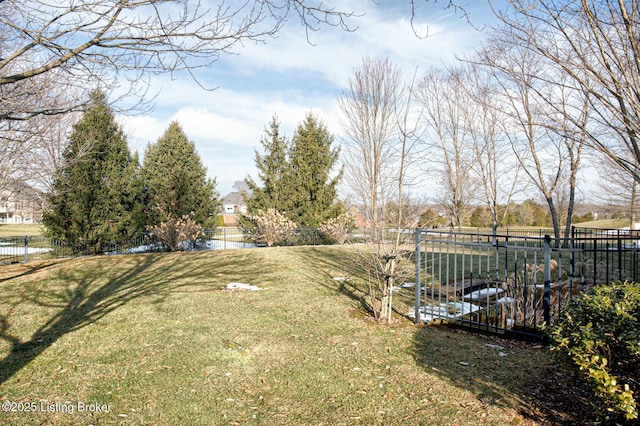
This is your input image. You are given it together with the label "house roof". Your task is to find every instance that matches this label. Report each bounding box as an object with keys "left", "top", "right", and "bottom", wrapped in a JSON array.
[
  {"left": 222, "top": 192, "right": 245, "bottom": 206},
  {"left": 0, "top": 180, "right": 45, "bottom": 202}
]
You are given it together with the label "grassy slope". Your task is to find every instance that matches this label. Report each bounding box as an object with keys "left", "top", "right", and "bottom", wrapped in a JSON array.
[
  {"left": 0, "top": 246, "right": 557, "bottom": 425},
  {"left": 572, "top": 219, "right": 629, "bottom": 229},
  {"left": 0, "top": 224, "right": 44, "bottom": 237}
]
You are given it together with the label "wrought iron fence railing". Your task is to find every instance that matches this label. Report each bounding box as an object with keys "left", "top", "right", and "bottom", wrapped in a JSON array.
[
  {"left": 0, "top": 226, "right": 358, "bottom": 264},
  {"left": 411, "top": 227, "right": 640, "bottom": 339},
  {"left": 0, "top": 227, "right": 257, "bottom": 264}
]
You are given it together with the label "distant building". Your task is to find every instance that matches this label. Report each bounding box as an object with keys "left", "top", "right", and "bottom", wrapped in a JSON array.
[
  {"left": 221, "top": 192, "right": 247, "bottom": 226},
  {"left": 0, "top": 182, "right": 45, "bottom": 224},
  {"left": 349, "top": 206, "right": 369, "bottom": 228}
]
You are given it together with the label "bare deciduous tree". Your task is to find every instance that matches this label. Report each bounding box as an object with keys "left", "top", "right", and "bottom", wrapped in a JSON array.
[
  {"left": 460, "top": 61, "right": 523, "bottom": 235},
  {"left": 22, "top": 112, "right": 80, "bottom": 193},
  {"left": 545, "top": 74, "right": 589, "bottom": 243},
  {"left": 595, "top": 156, "right": 640, "bottom": 229},
  {"left": 338, "top": 57, "right": 422, "bottom": 322},
  {"left": 0, "top": 0, "right": 359, "bottom": 119},
  {"left": 416, "top": 66, "right": 477, "bottom": 230},
  {"left": 475, "top": 35, "right": 582, "bottom": 244},
  {"left": 497, "top": 0, "right": 640, "bottom": 184},
  {"left": 0, "top": 75, "right": 80, "bottom": 196},
  {"left": 477, "top": 12, "right": 593, "bottom": 244},
  {"left": 339, "top": 57, "right": 400, "bottom": 239}
]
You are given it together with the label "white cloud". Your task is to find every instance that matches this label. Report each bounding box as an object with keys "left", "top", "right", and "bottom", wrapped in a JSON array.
[
  {"left": 225, "top": 1, "right": 487, "bottom": 87},
  {"left": 118, "top": 1, "right": 504, "bottom": 196},
  {"left": 120, "top": 85, "right": 341, "bottom": 195}
]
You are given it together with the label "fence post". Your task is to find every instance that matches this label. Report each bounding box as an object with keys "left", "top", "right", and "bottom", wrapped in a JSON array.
[
  {"left": 414, "top": 228, "right": 421, "bottom": 325},
  {"left": 24, "top": 235, "right": 28, "bottom": 263},
  {"left": 543, "top": 234, "right": 552, "bottom": 325}
]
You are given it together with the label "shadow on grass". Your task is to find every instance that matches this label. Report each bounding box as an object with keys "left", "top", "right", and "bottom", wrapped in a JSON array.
[
  {"left": 292, "top": 246, "right": 599, "bottom": 425},
  {"left": 411, "top": 325, "right": 599, "bottom": 425},
  {"left": 0, "top": 250, "right": 276, "bottom": 385},
  {"left": 0, "top": 258, "right": 74, "bottom": 283},
  {"left": 293, "top": 246, "right": 373, "bottom": 314},
  {"left": 295, "top": 245, "right": 418, "bottom": 320}
]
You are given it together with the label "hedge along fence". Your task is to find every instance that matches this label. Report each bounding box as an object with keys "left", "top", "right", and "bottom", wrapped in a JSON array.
[{"left": 411, "top": 227, "right": 640, "bottom": 339}]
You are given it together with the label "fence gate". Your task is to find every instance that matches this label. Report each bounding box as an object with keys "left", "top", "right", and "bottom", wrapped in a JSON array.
[{"left": 411, "top": 230, "right": 574, "bottom": 339}]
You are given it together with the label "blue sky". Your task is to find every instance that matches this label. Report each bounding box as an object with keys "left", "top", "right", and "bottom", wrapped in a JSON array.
[{"left": 118, "top": 1, "right": 508, "bottom": 197}]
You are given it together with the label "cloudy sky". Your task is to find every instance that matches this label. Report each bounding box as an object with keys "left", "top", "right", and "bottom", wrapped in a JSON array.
[{"left": 119, "top": 1, "right": 508, "bottom": 197}]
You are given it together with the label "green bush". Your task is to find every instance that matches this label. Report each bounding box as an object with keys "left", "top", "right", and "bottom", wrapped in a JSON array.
[{"left": 548, "top": 281, "right": 640, "bottom": 422}]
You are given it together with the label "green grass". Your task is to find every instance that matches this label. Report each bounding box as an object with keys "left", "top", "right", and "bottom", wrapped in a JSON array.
[
  {"left": 0, "top": 224, "right": 44, "bottom": 237},
  {"left": 0, "top": 246, "right": 561, "bottom": 425},
  {"left": 572, "top": 219, "right": 629, "bottom": 229}
]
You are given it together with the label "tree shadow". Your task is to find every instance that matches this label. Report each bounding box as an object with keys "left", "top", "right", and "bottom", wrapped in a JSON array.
[
  {"left": 292, "top": 246, "right": 600, "bottom": 425},
  {"left": 411, "top": 325, "right": 599, "bottom": 425},
  {"left": 294, "top": 246, "right": 373, "bottom": 314},
  {"left": 0, "top": 250, "right": 275, "bottom": 385},
  {"left": 0, "top": 258, "right": 73, "bottom": 283},
  {"left": 295, "top": 245, "right": 417, "bottom": 320}
]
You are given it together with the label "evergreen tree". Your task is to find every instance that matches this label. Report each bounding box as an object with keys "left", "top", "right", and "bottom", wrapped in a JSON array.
[
  {"left": 141, "top": 121, "right": 220, "bottom": 229},
  {"left": 43, "top": 90, "right": 143, "bottom": 254},
  {"left": 243, "top": 115, "right": 292, "bottom": 216},
  {"left": 287, "top": 112, "right": 343, "bottom": 227}
]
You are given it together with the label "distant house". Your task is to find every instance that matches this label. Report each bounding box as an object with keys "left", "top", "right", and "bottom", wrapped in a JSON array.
[
  {"left": 346, "top": 205, "right": 421, "bottom": 229},
  {"left": 221, "top": 192, "right": 247, "bottom": 226},
  {"left": 0, "top": 181, "right": 45, "bottom": 224},
  {"left": 349, "top": 206, "right": 369, "bottom": 228}
]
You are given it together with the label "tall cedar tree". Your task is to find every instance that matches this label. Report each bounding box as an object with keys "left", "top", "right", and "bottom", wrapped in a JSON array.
[
  {"left": 288, "top": 113, "right": 343, "bottom": 227},
  {"left": 242, "top": 116, "right": 292, "bottom": 219},
  {"left": 142, "top": 121, "right": 220, "bottom": 228},
  {"left": 43, "top": 90, "right": 143, "bottom": 254}
]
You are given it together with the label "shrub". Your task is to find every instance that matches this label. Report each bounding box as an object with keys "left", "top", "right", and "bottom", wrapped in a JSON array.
[
  {"left": 320, "top": 211, "right": 356, "bottom": 244},
  {"left": 250, "top": 208, "right": 297, "bottom": 247},
  {"left": 548, "top": 281, "right": 640, "bottom": 422},
  {"left": 146, "top": 212, "right": 204, "bottom": 251}
]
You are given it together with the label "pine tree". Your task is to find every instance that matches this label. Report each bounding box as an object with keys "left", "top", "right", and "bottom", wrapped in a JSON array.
[
  {"left": 141, "top": 121, "right": 220, "bottom": 229},
  {"left": 43, "top": 90, "right": 143, "bottom": 254},
  {"left": 243, "top": 115, "right": 292, "bottom": 216},
  {"left": 287, "top": 112, "right": 343, "bottom": 227}
]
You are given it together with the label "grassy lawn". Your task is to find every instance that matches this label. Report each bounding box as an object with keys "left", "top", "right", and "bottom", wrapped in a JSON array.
[
  {"left": 573, "top": 219, "right": 629, "bottom": 229},
  {"left": 0, "top": 246, "right": 588, "bottom": 425},
  {"left": 0, "top": 224, "right": 44, "bottom": 237}
]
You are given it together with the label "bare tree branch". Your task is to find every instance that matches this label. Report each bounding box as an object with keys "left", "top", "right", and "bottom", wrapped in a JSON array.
[
  {"left": 497, "top": 0, "right": 640, "bottom": 184},
  {"left": 0, "top": 0, "right": 359, "bottom": 119}
]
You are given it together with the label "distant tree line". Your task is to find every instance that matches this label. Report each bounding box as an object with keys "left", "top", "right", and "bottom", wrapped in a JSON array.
[{"left": 418, "top": 199, "right": 596, "bottom": 230}]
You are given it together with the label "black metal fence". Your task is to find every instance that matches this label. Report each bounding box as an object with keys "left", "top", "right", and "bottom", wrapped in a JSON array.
[
  {"left": 571, "top": 227, "right": 640, "bottom": 285},
  {"left": 411, "top": 227, "right": 640, "bottom": 339},
  {"left": 0, "top": 227, "right": 341, "bottom": 265},
  {"left": 0, "top": 228, "right": 255, "bottom": 264}
]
